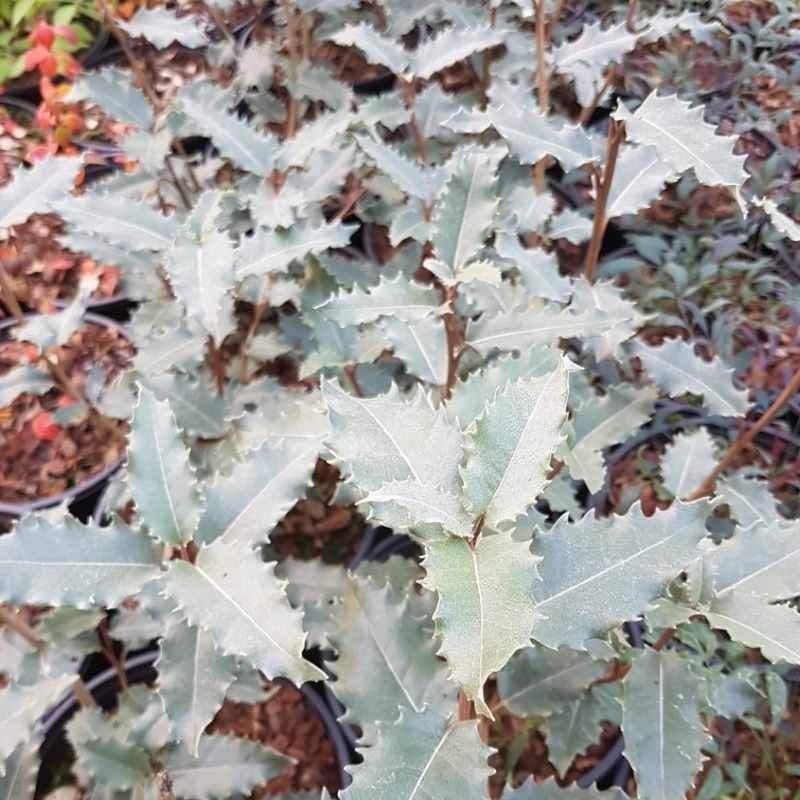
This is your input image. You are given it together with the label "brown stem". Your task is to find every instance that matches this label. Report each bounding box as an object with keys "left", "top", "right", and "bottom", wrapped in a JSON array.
[
  {"left": 207, "top": 336, "right": 226, "bottom": 395},
  {"left": 0, "top": 263, "right": 24, "bottom": 324},
  {"left": 98, "top": 619, "right": 128, "bottom": 691},
  {"left": 457, "top": 689, "right": 475, "bottom": 721},
  {"left": 0, "top": 606, "right": 45, "bottom": 651},
  {"left": 480, "top": 7, "right": 498, "bottom": 109},
  {"left": 238, "top": 296, "right": 269, "bottom": 383},
  {"left": 284, "top": 0, "right": 300, "bottom": 138},
  {"left": 164, "top": 156, "right": 191, "bottom": 210},
  {"left": 624, "top": 0, "right": 639, "bottom": 33},
  {"left": 205, "top": 3, "right": 236, "bottom": 47},
  {"left": 652, "top": 627, "right": 675, "bottom": 652},
  {"left": 400, "top": 80, "right": 428, "bottom": 162},
  {"left": 371, "top": 0, "right": 386, "bottom": 29},
  {"left": 578, "top": 68, "right": 617, "bottom": 127},
  {"left": 334, "top": 186, "right": 365, "bottom": 221},
  {"left": 684, "top": 367, "right": 800, "bottom": 501},
  {"left": 72, "top": 678, "right": 97, "bottom": 708},
  {"left": 533, "top": 0, "right": 550, "bottom": 192},
  {"left": 583, "top": 119, "right": 625, "bottom": 282},
  {"left": 344, "top": 364, "right": 363, "bottom": 397},
  {"left": 442, "top": 286, "right": 462, "bottom": 401},
  {"left": 156, "top": 771, "right": 177, "bottom": 800}
]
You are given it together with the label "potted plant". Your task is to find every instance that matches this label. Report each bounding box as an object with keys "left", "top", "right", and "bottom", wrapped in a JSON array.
[{"left": 2, "top": 0, "right": 800, "bottom": 798}]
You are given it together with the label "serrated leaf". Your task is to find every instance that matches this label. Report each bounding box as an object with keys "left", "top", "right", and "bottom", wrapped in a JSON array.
[
  {"left": 0, "top": 677, "right": 72, "bottom": 775},
  {"left": 487, "top": 106, "right": 595, "bottom": 171},
  {"left": 412, "top": 24, "right": 504, "bottom": 79},
  {"left": 622, "top": 649, "right": 710, "bottom": 800},
  {"left": 0, "top": 515, "right": 161, "bottom": 609},
  {"left": 547, "top": 208, "right": 592, "bottom": 244},
  {"left": 497, "top": 645, "right": 610, "bottom": 717},
  {"left": 355, "top": 134, "right": 443, "bottom": 202},
  {"left": 532, "top": 501, "right": 713, "bottom": 649},
  {"left": 195, "top": 441, "right": 318, "bottom": 547},
  {"left": 54, "top": 194, "right": 177, "bottom": 252},
  {"left": 158, "top": 619, "right": 237, "bottom": 756},
  {"left": 661, "top": 429, "right": 717, "bottom": 499},
  {"left": 318, "top": 275, "right": 442, "bottom": 325},
  {"left": 329, "top": 576, "right": 443, "bottom": 731},
  {"left": 506, "top": 778, "right": 626, "bottom": 800},
  {"left": 133, "top": 326, "right": 205, "bottom": 377},
  {"left": 236, "top": 221, "right": 356, "bottom": 279},
  {"left": 545, "top": 683, "right": 621, "bottom": 775},
  {"left": 67, "top": 68, "right": 152, "bottom": 129},
  {"left": 331, "top": 23, "right": 409, "bottom": 74},
  {"left": 431, "top": 146, "right": 503, "bottom": 277},
  {"left": 142, "top": 372, "right": 227, "bottom": 439},
  {"left": 382, "top": 316, "right": 449, "bottom": 386},
  {"left": 633, "top": 339, "right": 750, "bottom": 418},
  {"left": 128, "top": 387, "right": 202, "bottom": 545},
  {"left": 322, "top": 379, "right": 463, "bottom": 494},
  {"left": 422, "top": 530, "right": 541, "bottom": 717},
  {"left": 0, "top": 366, "right": 53, "bottom": 408},
  {"left": 177, "top": 81, "right": 278, "bottom": 174},
  {"left": 613, "top": 92, "right": 749, "bottom": 213},
  {"left": 564, "top": 384, "right": 657, "bottom": 493},
  {"left": 344, "top": 707, "right": 492, "bottom": 800},
  {"left": 606, "top": 145, "right": 676, "bottom": 219},
  {"left": 162, "top": 539, "right": 324, "bottom": 683},
  {"left": 119, "top": 7, "right": 209, "bottom": 48},
  {"left": 0, "top": 157, "right": 81, "bottom": 230},
  {"left": 754, "top": 197, "right": 800, "bottom": 242},
  {"left": 461, "top": 365, "right": 568, "bottom": 528},
  {"left": 717, "top": 473, "right": 780, "bottom": 528},
  {"left": 495, "top": 233, "right": 572, "bottom": 302},
  {"left": 552, "top": 21, "right": 638, "bottom": 75},
  {"left": 165, "top": 735, "right": 291, "bottom": 800},
  {"left": 76, "top": 739, "right": 151, "bottom": 789}
]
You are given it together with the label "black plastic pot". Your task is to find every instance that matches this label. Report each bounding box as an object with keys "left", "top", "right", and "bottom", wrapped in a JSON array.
[
  {"left": 0, "top": 311, "right": 129, "bottom": 518},
  {"left": 36, "top": 648, "right": 353, "bottom": 797}
]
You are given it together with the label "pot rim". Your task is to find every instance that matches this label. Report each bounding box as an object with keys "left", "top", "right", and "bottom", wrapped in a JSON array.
[{"left": 0, "top": 311, "right": 130, "bottom": 516}]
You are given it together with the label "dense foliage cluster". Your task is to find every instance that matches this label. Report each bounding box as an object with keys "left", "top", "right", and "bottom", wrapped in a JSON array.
[{"left": 1, "top": 1, "right": 799, "bottom": 798}]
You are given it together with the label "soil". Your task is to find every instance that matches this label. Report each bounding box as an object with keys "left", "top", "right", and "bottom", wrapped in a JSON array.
[
  {"left": 209, "top": 682, "right": 340, "bottom": 796},
  {"left": 0, "top": 318, "right": 132, "bottom": 505}
]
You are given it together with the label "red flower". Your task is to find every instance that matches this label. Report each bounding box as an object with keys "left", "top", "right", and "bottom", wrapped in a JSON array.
[
  {"left": 30, "top": 20, "right": 55, "bottom": 48},
  {"left": 23, "top": 44, "right": 56, "bottom": 75}
]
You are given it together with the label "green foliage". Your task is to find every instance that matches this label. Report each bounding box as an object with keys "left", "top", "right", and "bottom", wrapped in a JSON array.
[{"left": 0, "top": 1, "right": 796, "bottom": 798}]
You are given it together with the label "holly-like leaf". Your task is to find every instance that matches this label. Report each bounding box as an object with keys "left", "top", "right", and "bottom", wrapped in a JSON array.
[
  {"left": 563, "top": 384, "right": 658, "bottom": 493},
  {"left": 331, "top": 23, "right": 409, "bottom": 75},
  {"left": 382, "top": 316, "right": 449, "bottom": 386},
  {"left": 318, "top": 275, "right": 443, "bottom": 326},
  {"left": 633, "top": 339, "right": 750, "bottom": 418},
  {"left": 496, "top": 645, "right": 610, "bottom": 717},
  {"left": 430, "top": 146, "right": 504, "bottom": 281},
  {"left": 75, "top": 739, "right": 151, "bottom": 789},
  {"left": 120, "top": 7, "right": 209, "bottom": 48},
  {"left": 506, "top": 778, "right": 626, "bottom": 800},
  {"left": 195, "top": 441, "right": 318, "bottom": 547},
  {"left": 328, "top": 576, "right": 443, "bottom": 732},
  {"left": 660, "top": 429, "right": 717, "bottom": 499},
  {"left": 158, "top": 620, "right": 238, "bottom": 756},
  {"left": 0, "top": 515, "right": 162, "bottom": 609},
  {"left": 532, "top": 501, "right": 713, "bottom": 649},
  {"left": 0, "top": 742, "right": 38, "bottom": 800},
  {"left": 165, "top": 735, "right": 292, "bottom": 800},
  {"left": 495, "top": 233, "right": 572, "bottom": 302},
  {"left": 412, "top": 25, "right": 504, "bottom": 79},
  {"left": 0, "top": 366, "right": 53, "bottom": 408},
  {"left": 344, "top": 706, "right": 493, "bottom": 800},
  {"left": 717, "top": 472, "right": 781, "bottom": 528},
  {"left": 605, "top": 145, "right": 676, "bottom": 219},
  {"left": 622, "top": 649, "right": 710, "bottom": 800},
  {"left": 67, "top": 68, "right": 153, "bottom": 129},
  {"left": 613, "top": 92, "right": 749, "bottom": 213},
  {"left": 0, "top": 157, "right": 82, "bottom": 230},
  {"left": 128, "top": 387, "right": 202, "bottom": 545},
  {"left": 161, "top": 539, "right": 325, "bottom": 684},
  {"left": 422, "top": 530, "right": 541, "bottom": 717},
  {"left": 142, "top": 372, "right": 227, "bottom": 439},
  {"left": 461, "top": 364, "right": 569, "bottom": 528},
  {"left": 552, "top": 21, "right": 639, "bottom": 77}
]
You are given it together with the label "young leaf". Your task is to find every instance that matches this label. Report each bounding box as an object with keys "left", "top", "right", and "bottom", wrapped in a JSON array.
[
  {"left": 382, "top": 316, "right": 449, "bottom": 386},
  {"left": 613, "top": 92, "right": 749, "bottom": 213},
  {"left": 0, "top": 157, "right": 82, "bottom": 230},
  {"left": 633, "top": 339, "right": 750, "bottom": 418},
  {"left": 0, "top": 515, "right": 162, "bottom": 609},
  {"left": 431, "top": 146, "right": 504, "bottom": 280},
  {"left": 552, "top": 21, "right": 638, "bottom": 77},
  {"left": 660, "top": 429, "right": 717, "bottom": 499},
  {"left": 165, "top": 735, "right": 292, "bottom": 799},
  {"left": 344, "top": 707, "right": 493, "bottom": 800},
  {"left": 563, "top": 384, "right": 658, "bottom": 493},
  {"left": 195, "top": 441, "right": 318, "bottom": 547},
  {"left": 622, "top": 649, "right": 710, "bottom": 800},
  {"left": 328, "top": 576, "right": 443, "bottom": 731},
  {"left": 158, "top": 620, "right": 238, "bottom": 756},
  {"left": 422, "top": 530, "right": 541, "bottom": 717},
  {"left": 317, "top": 275, "right": 443, "bottom": 326},
  {"left": 496, "top": 645, "right": 610, "bottom": 717},
  {"left": 128, "top": 387, "right": 202, "bottom": 546},
  {"left": 161, "top": 539, "right": 325, "bottom": 684},
  {"left": 119, "top": 7, "right": 209, "bottom": 48},
  {"left": 532, "top": 501, "right": 713, "bottom": 649},
  {"left": 461, "top": 364, "right": 569, "bottom": 528}
]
